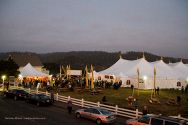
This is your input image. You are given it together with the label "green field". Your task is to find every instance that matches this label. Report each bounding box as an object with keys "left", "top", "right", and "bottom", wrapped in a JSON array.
[{"left": 57, "top": 87, "right": 188, "bottom": 118}]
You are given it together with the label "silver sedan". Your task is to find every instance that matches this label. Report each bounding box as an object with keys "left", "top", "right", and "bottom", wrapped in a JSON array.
[{"left": 75, "top": 107, "right": 116, "bottom": 125}]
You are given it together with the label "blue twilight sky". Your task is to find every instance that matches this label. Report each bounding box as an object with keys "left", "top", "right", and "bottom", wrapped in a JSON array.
[{"left": 0, "top": 0, "right": 188, "bottom": 58}]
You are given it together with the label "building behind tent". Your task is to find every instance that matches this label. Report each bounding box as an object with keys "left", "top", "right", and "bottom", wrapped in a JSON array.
[{"left": 8, "top": 52, "right": 49, "bottom": 74}]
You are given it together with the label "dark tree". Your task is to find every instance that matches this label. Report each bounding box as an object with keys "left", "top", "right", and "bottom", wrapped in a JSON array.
[{"left": 0, "top": 57, "right": 19, "bottom": 78}]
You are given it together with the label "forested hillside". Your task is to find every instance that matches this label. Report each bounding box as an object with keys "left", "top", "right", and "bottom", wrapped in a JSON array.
[{"left": 1, "top": 51, "right": 188, "bottom": 74}]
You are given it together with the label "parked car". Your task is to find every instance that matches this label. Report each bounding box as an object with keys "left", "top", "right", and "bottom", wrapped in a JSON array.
[
  {"left": 25, "top": 94, "right": 53, "bottom": 106},
  {"left": 125, "top": 114, "right": 187, "bottom": 125},
  {"left": 3, "top": 89, "right": 29, "bottom": 101},
  {"left": 75, "top": 107, "right": 116, "bottom": 125}
]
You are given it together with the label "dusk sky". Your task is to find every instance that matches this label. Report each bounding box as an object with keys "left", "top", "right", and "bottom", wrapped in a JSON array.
[{"left": 0, "top": 0, "right": 188, "bottom": 58}]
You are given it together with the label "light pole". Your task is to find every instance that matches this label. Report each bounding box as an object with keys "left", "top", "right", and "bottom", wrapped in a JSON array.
[{"left": 1, "top": 75, "right": 6, "bottom": 91}]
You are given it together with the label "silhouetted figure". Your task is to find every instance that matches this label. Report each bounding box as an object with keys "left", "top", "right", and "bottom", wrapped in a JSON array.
[
  {"left": 142, "top": 106, "right": 149, "bottom": 115},
  {"left": 131, "top": 84, "right": 134, "bottom": 90},
  {"left": 181, "top": 86, "right": 184, "bottom": 94},
  {"left": 177, "top": 96, "right": 181, "bottom": 105},
  {"left": 67, "top": 99, "right": 72, "bottom": 114},
  {"left": 6, "top": 82, "right": 9, "bottom": 91},
  {"left": 102, "top": 96, "right": 107, "bottom": 102},
  {"left": 156, "top": 86, "right": 160, "bottom": 95},
  {"left": 133, "top": 99, "right": 139, "bottom": 109},
  {"left": 50, "top": 90, "right": 54, "bottom": 103},
  {"left": 185, "top": 85, "right": 188, "bottom": 93}
]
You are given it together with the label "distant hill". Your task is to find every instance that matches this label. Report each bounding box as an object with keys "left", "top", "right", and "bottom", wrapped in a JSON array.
[{"left": 1, "top": 51, "right": 188, "bottom": 74}]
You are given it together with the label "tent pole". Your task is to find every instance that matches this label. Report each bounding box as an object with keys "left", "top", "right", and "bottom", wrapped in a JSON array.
[
  {"left": 137, "top": 68, "right": 139, "bottom": 96},
  {"left": 85, "top": 65, "right": 88, "bottom": 88},
  {"left": 154, "top": 67, "right": 156, "bottom": 96},
  {"left": 59, "top": 65, "right": 61, "bottom": 79}
]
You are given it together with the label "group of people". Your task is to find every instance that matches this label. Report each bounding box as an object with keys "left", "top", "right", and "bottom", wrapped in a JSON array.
[{"left": 181, "top": 85, "right": 188, "bottom": 94}]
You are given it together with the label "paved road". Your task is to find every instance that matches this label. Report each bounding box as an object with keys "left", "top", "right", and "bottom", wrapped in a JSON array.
[{"left": 0, "top": 92, "right": 127, "bottom": 125}]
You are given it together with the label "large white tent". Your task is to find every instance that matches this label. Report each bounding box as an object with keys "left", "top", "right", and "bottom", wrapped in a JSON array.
[
  {"left": 151, "top": 60, "right": 179, "bottom": 79},
  {"left": 125, "top": 58, "right": 153, "bottom": 77},
  {"left": 168, "top": 61, "right": 188, "bottom": 80},
  {"left": 20, "top": 63, "right": 49, "bottom": 77},
  {"left": 99, "top": 58, "right": 130, "bottom": 77},
  {"left": 98, "top": 57, "right": 188, "bottom": 89}
]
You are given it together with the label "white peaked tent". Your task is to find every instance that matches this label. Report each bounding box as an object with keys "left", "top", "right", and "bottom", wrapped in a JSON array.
[
  {"left": 98, "top": 57, "right": 188, "bottom": 89},
  {"left": 20, "top": 63, "right": 49, "bottom": 77},
  {"left": 99, "top": 57, "right": 156, "bottom": 78},
  {"left": 124, "top": 58, "right": 160, "bottom": 89},
  {"left": 125, "top": 58, "right": 153, "bottom": 77},
  {"left": 99, "top": 58, "right": 130, "bottom": 77},
  {"left": 149, "top": 60, "right": 181, "bottom": 89},
  {"left": 168, "top": 61, "right": 188, "bottom": 80},
  {"left": 151, "top": 60, "right": 179, "bottom": 79}
]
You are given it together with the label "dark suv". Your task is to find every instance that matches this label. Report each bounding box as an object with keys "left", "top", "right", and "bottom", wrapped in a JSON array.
[
  {"left": 25, "top": 94, "right": 53, "bottom": 106},
  {"left": 150, "top": 115, "right": 187, "bottom": 125},
  {"left": 3, "top": 89, "right": 29, "bottom": 101},
  {"left": 126, "top": 114, "right": 188, "bottom": 125}
]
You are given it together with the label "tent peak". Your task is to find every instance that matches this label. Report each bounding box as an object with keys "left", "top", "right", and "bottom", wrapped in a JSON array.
[
  {"left": 180, "top": 59, "right": 183, "bottom": 63},
  {"left": 25, "top": 63, "right": 33, "bottom": 67},
  {"left": 142, "top": 52, "right": 145, "bottom": 59},
  {"left": 119, "top": 51, "right": 122, "bottom": 59},
  {"left": 119, "top": 54, "right": 122, "bottom": 59},
  {"left": 160, "top": 56, "right": 163, "bottom": 61}
]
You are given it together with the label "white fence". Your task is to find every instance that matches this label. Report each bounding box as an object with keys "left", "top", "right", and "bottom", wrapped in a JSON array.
[
  {"left": 11, "top": 86, "right": 142, "bottom": 118},
  {"left": 9, "top": 86, "right": 188, "bottom": 121}
]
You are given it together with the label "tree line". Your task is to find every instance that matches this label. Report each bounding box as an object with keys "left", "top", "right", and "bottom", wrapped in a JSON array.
[
  {"left": 0, "top": 51, "right": 187, "bottom": 75},
  {"left": 39, "top": 51, "right": 188, "bottom": 74}
]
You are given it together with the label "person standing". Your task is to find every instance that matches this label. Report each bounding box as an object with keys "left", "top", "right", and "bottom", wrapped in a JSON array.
[
  {"left": 156, "top": 86, "right": 160, "bottom": 95},
  {"left": 102, "top": 96, "right": 107, "bottom": 102},
  {"left": 37, "top": 81, "right": 41, "bottom": 89},
  {"left": 142, "top": 106, "right": 149, "bottom": 115},
  {"left": 133, "top": 99, "right": 139, "bottom": 109},
  {"left": 181, "top": 86, "right": 184, "bottom": 94},
  {"left": 50, "top": 90, "right": 54, "bottom": 103},
  {"left": 67, "top": 99, "right": 72, "bottom": 114},
  {"left": 6, "top": 82, "right": 9, "bottom": 91},
  {"left": 177, "top": 96, "right": 181, "bottom": 105}
]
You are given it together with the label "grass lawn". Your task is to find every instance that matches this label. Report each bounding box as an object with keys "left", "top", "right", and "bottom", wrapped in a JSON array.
[{"left": 57, "top": 87, "right": 188, "bottom": 118}]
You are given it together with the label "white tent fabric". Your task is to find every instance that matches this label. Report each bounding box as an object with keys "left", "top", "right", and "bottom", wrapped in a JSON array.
[
  {"left": 20, "top": 63, "right": 49, "bottom": 77},
  {"left": 99, "top": 58, "right": 162, "bottom": 78},
  {"left": 125, "top": 58, "right": 153, "bottom": 78},
  {"left": 99, "top": 58, "right": 130, "bottom": 77},
  {"left": 168, "top": 61, "right": 188, "bottom": 79},
  {"left": 151, "top": 60, "right": 180, "bottom": 79},
  {"left": 98, "top": 57, "right": 188, "bottom": 89}
]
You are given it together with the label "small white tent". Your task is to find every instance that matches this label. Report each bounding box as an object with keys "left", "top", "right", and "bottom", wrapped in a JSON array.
[{"left": 20, "top": 63, "right": 49, "bottom": 77}]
